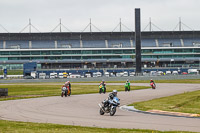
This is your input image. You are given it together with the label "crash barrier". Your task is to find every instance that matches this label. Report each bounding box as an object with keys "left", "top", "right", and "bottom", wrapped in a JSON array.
[{"left": 0, "top": 88, "right": 8, "bottom": 97}]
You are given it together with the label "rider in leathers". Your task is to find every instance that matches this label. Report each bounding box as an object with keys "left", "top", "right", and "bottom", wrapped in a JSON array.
[{"left": 103, "top": 90, "right": 118, "bottom": 108}]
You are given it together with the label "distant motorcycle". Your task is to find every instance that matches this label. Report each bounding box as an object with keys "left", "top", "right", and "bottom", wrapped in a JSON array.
[
  {"left": 98, "top": 97, "right": 120, "bottom": 116},
  {"left": 61, "top": 86, "right": 71, "bottom": 97},
  {"left": 99, "top": 84, "right": 106, "bottom": 94},
  {"left": 125, "top": 83, "right": 130, "bottom": 91},
  {"left": 150, "top": 82, "right": 156, "bottom": 89}
]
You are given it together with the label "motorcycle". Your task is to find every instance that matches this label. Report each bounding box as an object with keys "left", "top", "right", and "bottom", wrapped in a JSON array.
[
  {"left": 125, "top": 83, "right": 130, "bottom": 91},
  {"left": 61, "top": 86, "right": 71, "bottom": 97},
  {"left": 99, "top": 84, "right": 106, "bottom": 94},
  {"left": 98, "top": 97, "right": 120, "bottom": 116},
  {"left": 150, "top": 82, "right": 156, "bottom": 89}
]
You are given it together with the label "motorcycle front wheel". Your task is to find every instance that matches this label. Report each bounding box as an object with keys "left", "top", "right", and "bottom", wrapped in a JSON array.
[
  {"left": 61, "top": 92, "right": 64, "bottom": 97},
  {"left": 125, "top": 87, "right": 127, "bottom": 91},
  {"left": 110, "top": 107, "right": 116, "bottom": 116},
  {"left": 99, "top": 88, "right": 102, "bottom": 94},
  {"left": 99, "top": 108, "right": 104, "bottom": 115},
  {"left": 65, "top": 90, "right": 68, "bottom": 97}
]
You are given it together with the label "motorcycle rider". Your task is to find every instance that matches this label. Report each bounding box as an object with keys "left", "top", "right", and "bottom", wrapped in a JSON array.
[
  {"left": 103, "top": 90, "right": 118, "bottom": 108},
  {"left": 64, "top": 81, "right": 71, "bottom": 93},
  {"left": 150, "top": 79, "right": 156, "bottom": 88},
  {"left": 150, "top": 79, "right": 155, "bottom": 85},
  {"left": 125, "top": 79, "right": 130, "bottom": 91},
  {"left": 100, "top": 79, "right": 106, "bottom": 93}
]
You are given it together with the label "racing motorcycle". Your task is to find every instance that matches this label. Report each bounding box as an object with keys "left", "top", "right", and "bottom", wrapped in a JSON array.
[
  {"left": 125, "top": 83, "right": 130, "bottom": 91},
  {"left": 99, "top": 84, "right": 106, "bottom": 94},
  {"left": 98, "top": 97, "right": 120, "bottom": 116},
  {"left": 150, "top": 82, "right": 156, "bottom": 89},
  {"left": 61, "top": 86, "right": 71, "bottom": 97}
]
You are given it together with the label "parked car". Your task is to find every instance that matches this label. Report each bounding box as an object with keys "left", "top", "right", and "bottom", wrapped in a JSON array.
[
  {"left": 182, "top": 72, "right": 188, "bottom": 75},
  {"left": 123, "top": 71, "right": 128, "bottom": 77}
]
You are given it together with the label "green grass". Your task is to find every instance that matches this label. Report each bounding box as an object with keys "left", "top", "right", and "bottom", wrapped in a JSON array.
[
  {"left": 130, "top": 90, "right": 200, "bottom": 114},
  {"left": 0, "top": 120, "right": 197, "bottom": 133},
  {"left": 0, "top": 84, "right": 149, "bottom": 101},
  {"left": 0, "top": 70, "right": 23, "bottom": 75}
]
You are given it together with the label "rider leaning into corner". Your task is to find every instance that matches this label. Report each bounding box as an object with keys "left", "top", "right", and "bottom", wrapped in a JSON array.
[
  {"left": 103, "top": 90, "right": 118, "bottom": 107},
  {"left": 150, "top": 79, "right": 155, "bottom": 85},
  {"left": 64, "top": 81, "right": 71, "bottom": 92}
]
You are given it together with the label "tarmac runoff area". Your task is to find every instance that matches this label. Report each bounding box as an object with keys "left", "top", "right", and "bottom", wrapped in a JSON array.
[{"left": 0, "top": 83, "right": 200, "bottom": 132}]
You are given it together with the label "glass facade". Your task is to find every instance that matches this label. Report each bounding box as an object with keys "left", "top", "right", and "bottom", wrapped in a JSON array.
[{"left": 0, "top": 48, "right": 199, "bottom": 60}]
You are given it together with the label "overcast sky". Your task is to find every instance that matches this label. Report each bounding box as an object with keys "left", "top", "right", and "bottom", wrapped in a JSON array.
[{"left": 0, "top": 0, "right": 200, "bottom": 33}]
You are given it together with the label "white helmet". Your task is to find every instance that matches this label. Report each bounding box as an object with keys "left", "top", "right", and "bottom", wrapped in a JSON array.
[{"left": 113, "top": 90, "right": 118, "bottom": 95}]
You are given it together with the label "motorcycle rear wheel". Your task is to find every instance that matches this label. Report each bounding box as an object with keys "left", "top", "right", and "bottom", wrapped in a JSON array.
[
  {"left": 103, "top": 88, "right": 106, "bottom": 94},
  {"left": 68, "top": 91, "right": 71, "bottom": 96}
]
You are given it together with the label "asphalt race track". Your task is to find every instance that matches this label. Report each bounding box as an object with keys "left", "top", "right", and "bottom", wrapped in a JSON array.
[{"left": 0, "top": 83, "right": 200, "bottom": 132}]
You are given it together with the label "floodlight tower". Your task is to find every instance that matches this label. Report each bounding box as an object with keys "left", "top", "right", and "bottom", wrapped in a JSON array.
[{"left": 135, "top": 8, "right": 142, "bottom": 75}]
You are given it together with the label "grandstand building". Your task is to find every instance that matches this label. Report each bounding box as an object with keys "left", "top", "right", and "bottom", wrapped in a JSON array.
[{"left": 0, "top": 31, "right": 200, "bottom": 70}]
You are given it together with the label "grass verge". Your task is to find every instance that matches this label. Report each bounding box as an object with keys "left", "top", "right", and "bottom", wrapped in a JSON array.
[
  {"left": 0, "top": 120, "right": 197, "bottom": 133},
  {"left": 130, "top": 90, "right": 200, "bottom": 114},
  {"left": 0, "top": 84, "right": 149, "bottom": 101},
  {"left": 0, "top": 70, "right": 23, "bottom": 75}
]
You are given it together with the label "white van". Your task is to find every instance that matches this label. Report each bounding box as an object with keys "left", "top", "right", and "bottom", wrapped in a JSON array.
[
  {"left": 188, "top": 69, "right": 198, "bottom": 75},
  {"left": 116, "top": 72, "right": 122, "bottom": 77},
  {"left": 130, "top": 72, "right": 135, "bottom": 77},
  {"left": 105, "top": 72, "right": 110, "bottom": 77},
  {"left": 150, "top": 71, "right": 157, "bottom": 76},
  {"left": 96, "top": 72, "right": 102, "bottom": 77},
  {"left": 157, "top": 71, "right": 163, "bottom": 76},
  {"left": 69, "top": 74, "right": 81, "bottom": 78},
  {"left": 166, "top": 71, "right": 171, "bottom": 75},
  {"left": 85, "top": 73, "right": 91, "bottom": 78},
  {"left": 110, "top": 72, "right": 115, "bottom": 77},
  {"left": 31, "top": 71, "right": 37, "bottom": 79},
  {"left": 123, "top": 71, "right": 128, "bottom": 77},
  {"left": 172, "top": 71, "right": 178, "bottom": 75},
  {"left": 93, "top": 72, "right": 98, "bottom": 77},
  {"left": 50, "top": 73, "right": 57, "bottom": 79},
  {"left": 58, "top": 73, "right": 64, "bottom": 78},
  {"left": 39, "top": 73, "right": 46, "bottom": 79}
]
